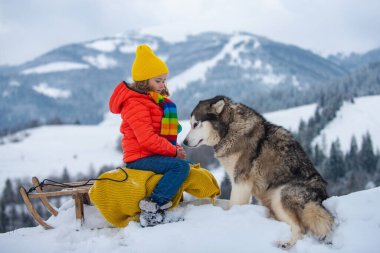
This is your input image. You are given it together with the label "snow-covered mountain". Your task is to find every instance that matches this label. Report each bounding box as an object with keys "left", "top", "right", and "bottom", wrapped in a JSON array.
[
  {"left": 1, "top": 185, "right": 379, "bottom": 253},
  {"left": 1, "top": 31, "right": 353, "bottom": 134},
  {"left": 328, "top": 47, "right": 380, "bottom": 71}
]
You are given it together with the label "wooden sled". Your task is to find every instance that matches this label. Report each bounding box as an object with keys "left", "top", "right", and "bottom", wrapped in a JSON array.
[
  {"left": 19, "top": 177, "right": 93, "bottom": 229},
  {"left": 20, "top": 176, "right": 229, "bottom": 230}
]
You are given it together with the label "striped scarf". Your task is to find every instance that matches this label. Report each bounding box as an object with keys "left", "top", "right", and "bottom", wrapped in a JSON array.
[{"left": 148, "top": 91, "right": 182, "bottom": 145}]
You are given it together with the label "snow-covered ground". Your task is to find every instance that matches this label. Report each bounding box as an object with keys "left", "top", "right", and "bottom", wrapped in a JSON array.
[
  {"left": 312, "top": 95, "right": 380, "bottom": 154},
  {"left": 1, "top": 186, "right": 379, "bottom": 253}
]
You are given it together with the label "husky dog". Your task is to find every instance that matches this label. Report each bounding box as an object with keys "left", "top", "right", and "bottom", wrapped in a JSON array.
[{"left": 183, "top": 96, "right": 334, "bottom": 248}]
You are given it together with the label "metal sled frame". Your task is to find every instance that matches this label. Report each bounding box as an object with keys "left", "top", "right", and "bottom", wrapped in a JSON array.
[{"left": 19, "top": 177, "right": 93, "bottom": 229}]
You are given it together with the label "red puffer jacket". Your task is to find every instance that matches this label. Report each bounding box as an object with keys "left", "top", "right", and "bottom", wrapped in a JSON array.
[{"left": 109, "top": 81, "right": 176, "bottom": 162}]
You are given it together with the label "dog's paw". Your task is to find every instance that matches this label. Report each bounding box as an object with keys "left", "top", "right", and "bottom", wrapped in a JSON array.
[
  {"left": 318, "top": 235, "right": 333, "bottom": 246},
  {"left": 275, "top": 240, "right": 294, "bottom": 250}
]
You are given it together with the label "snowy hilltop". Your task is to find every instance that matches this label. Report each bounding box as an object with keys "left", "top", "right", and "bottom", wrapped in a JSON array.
[{"left": 1, "top": 186, "right": 380, "bottom": 253}]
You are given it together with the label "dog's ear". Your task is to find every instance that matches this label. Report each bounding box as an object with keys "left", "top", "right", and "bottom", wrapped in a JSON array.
[{"left": 211, "top": 99, "right": 225, "bottom": 114}]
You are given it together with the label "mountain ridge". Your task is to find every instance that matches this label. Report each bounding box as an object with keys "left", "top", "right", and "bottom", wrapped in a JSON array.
[{"left": 1, "top": 31, "right": 379, "bottom": 134}]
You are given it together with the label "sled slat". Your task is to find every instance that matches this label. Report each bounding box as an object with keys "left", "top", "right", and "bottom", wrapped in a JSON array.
[
  {"left": 19, "top": 186, "right": 53, "bottom": 229},
  {"left": 20, "top": 177, "right": 95, "bottom": 230},
  {"left": 32, "top": 177, "right": 59, "bottom": 216},
  {"left": 28, "top": 187, "right": 91, "bottom": 198},
  {"left": 41, "top": 181, "right": 94, "bottom": 190}
]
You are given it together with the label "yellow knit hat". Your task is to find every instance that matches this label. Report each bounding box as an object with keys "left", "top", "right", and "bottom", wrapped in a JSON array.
[{"left": 131, "top": 44, "right": 169, "bottom": 81}]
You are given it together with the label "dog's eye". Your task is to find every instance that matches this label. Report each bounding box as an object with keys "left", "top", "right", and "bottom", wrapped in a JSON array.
[{"left": 193, "top": 122, "right": 199, "bottom": 128}]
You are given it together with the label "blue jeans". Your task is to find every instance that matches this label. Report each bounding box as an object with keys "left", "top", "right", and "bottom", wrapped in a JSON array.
[{"left": 125, "top": 155, "right": 192, "bottom": 206}]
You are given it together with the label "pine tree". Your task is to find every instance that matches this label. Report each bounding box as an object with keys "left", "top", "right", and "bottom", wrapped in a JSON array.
[
  {"left": 312, "top": 144, "right": 326, "bottom": 168},
  {"left": 0, "top": 201, "right": 9, "bottom": 233},
  {"left": 2, "top": 179, "right": 16, "bottom": 204},
  {"left": 359, "top": 132, "right": 376, "bottom": 173},
  {"left": 375, "top": 156, "right": 380, "bottom": 186},
  {"left": 88, "top": 164, "right": 96, "bottom": 179},
  {"left": 296, "top": 119, "right": 312, "bottom": 156},
  {"left": 325, "top": 140, "right": 345, "bottom": 181},
  {"left": 9, "top": 204, "right": 18, "bottom": 231},
  {"left": 345, "top": 135, "right": 359, "bottom": 172},
  {"left": 21, "top": 209, "right": 34, "bottom": 227},
  {"left": 62, "top": 167, "right": 70, "bottom": 182}
]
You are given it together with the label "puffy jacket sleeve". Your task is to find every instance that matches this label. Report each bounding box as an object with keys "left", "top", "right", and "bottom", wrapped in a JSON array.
[{"left": 123, "top": 99, "right": 177, "bottom": 157}]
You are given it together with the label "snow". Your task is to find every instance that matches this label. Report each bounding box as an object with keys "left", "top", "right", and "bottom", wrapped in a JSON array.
[
  {"left": 260, "top": 72, "right": 285, "bottom": 87},
  {"left": 82, "top": 54, "right": 118, "bottom": 69},
  {"left": 0, "top": 113, "right": 123, "bottom": 190},
  {"left": 228, "top": 35, "right": 256, "bottom": 68},
  {"left": 264, "top": 103, "right": 318, "bottom": 132},
  {"left": 253, "top": 59, "right": 262, "bottom": 69},
  {"left": 85, "top": 39, "right": 121, "bottom": 52},
  {"left": 21, "top": 62, "right": 90, "bottom": 74},
  {"left": 258, "top": 64, "right": 286, "bottom": 87},
  {"left": 119, "top": 43, "right": 140, "bottom": 53},
  {"left": 169, "top": 33, "right": 257, "bottom": 92},
  {"left": 1, "top": 186, "right": 379, "bottom": 252},
  {"left": 292, "top": 75, "right": 301, "bottom": 88},
  {"left": 253, "top": 40, "right": 261, "bottom": 49},
  {"left": 312, "top": 95, "right": 380, "bottom": 154},
  {"left": 9, "top": 80, "right": 20, "bottom": 87},
  {"left": 84, "top": 36, "right": 159, "bottom": 54},
  {"left": 119, "top": 40, "right": 158, "bottom": 54},
  {"left": 32, "top": 83, "right": 71, "bottom": 99}
]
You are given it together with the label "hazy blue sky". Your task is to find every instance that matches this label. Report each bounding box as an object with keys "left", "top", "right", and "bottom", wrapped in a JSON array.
[{"left": 1, "top": 0, "right": 380, "bottom": 65}]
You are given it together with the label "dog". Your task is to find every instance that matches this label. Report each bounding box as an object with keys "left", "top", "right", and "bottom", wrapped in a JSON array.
[{"left": 183, "top": 95, "right": 334, "bottom": 248}]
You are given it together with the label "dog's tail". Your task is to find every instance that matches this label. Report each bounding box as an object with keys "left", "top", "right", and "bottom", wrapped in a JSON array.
[{"left": 301, "top": 202, "right": 334, "bottom": 238}]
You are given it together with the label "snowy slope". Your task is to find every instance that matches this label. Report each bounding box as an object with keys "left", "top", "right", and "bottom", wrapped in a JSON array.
[
  {"left": 0, "top": 113, "right": 123, "bottom": 190},
  {"left": 1, "top": 186, "right": 379, "bottom": 253},
  {"left": 264, "top": 103, "right": 317, "bottom": 132},
  {"left": 312, "top": 95, "right": 380, "bottom": 154}
]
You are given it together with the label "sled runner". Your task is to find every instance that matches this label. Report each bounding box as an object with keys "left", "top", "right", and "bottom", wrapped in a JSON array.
[{"left": 19, "top": 177, "right": 94, "bottom": 229}]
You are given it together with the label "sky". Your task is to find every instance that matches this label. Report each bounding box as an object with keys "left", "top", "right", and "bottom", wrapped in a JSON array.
[{"left": 1, "top": 0, "right": 380, "bottom": 65}]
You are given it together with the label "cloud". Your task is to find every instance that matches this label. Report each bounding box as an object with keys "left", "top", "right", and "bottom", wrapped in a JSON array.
[{"left": 0, "top": 0, "right": 379, "bottom": 65}]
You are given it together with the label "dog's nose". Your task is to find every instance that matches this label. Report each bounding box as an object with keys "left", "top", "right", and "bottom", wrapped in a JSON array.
[{"left": 183, "top": 139, "right": 188, "bottom": 146}]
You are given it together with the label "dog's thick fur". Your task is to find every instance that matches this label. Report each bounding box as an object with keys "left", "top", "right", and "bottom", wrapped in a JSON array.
[{"left": 184, "top": 96, "right": 334, "bottom": 248}]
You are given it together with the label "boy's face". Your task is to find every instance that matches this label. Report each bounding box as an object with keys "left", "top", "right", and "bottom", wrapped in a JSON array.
[{"left": 148, "top": 74, "right": 168, "bottom": 94}]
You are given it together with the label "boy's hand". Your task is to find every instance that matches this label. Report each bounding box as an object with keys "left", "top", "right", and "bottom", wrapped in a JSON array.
[{"left": 176, "top": 146, "right": 186, "bottom": 159}]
